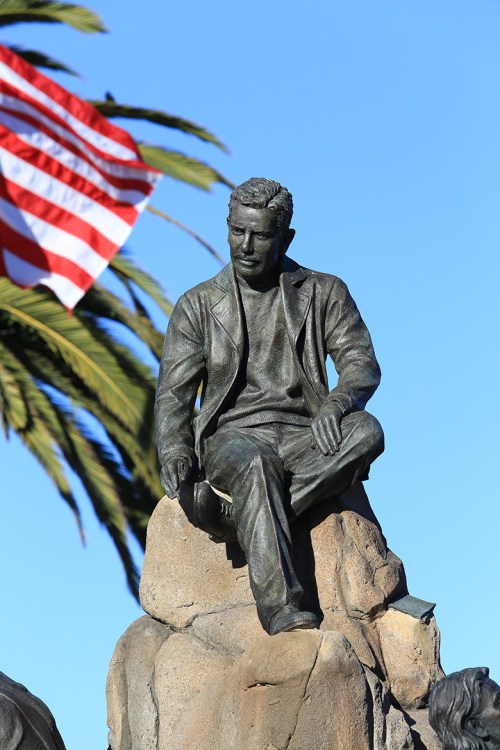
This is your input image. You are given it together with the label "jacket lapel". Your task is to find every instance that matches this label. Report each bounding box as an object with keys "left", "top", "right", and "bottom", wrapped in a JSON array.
[
  {"left": 209, "top": 258, "right": 311, "bottom": 350},
  {"left": 209, "top": 264, "right": 244, "bottom": 354},
  {"left": 280, "top": 258, "right": 311, "bottom": 345}
]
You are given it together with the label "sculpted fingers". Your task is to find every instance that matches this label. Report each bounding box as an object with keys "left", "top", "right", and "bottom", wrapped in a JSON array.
[
  {"left": 311, "top": 405, "right": 344, "bottom": 455},
  {"left": 326, "top": 413, "right": 342, "bottom": 453},
  {"left": 312, "top": 418, "right": 330, "bottom": 455},
  {"left": 320, "top": 416, "right": 342, "bottom": 454},
  {"left": 161, "top": 457, "right": 191, "bottom": 498},
  {"left": 160, "top": 462, "right": 177, "bottom": 497},
  {"left": 323, "top": 419, "right": 340, "bottom": 454},
  {"left": 160, "top": 465, "right": 174, "bottom": 496}
]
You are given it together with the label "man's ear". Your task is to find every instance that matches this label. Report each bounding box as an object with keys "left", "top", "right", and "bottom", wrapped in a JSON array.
[
  {"left": 281, "top": 228, "right": 296, "bottom": 255},
  {"left": 465, "top": 717, "right": 489, "bottom": 739}
]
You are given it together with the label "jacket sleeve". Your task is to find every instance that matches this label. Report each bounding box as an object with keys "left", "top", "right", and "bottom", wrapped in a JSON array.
[
  {"left": 323, "top": 277, "right": 381, "bottom": 415},
  {"left": 155, "top": 293, "right": 206, "bottom": 467}
]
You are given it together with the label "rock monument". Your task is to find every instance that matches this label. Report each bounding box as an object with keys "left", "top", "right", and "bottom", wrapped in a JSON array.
[{"left": 107, "top": 178, "right": 445, "bottom": 749}]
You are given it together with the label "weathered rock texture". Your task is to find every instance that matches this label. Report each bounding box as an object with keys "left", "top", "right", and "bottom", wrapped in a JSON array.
[
  {"left": 0, "top": 671, "right": 67, "bottom": 750},
  {"left": 108, "top": 482, "right": 444, "bottom": 750}
]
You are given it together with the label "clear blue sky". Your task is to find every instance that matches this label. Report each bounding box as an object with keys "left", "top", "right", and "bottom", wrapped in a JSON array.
[{"left": 1, "top": 2, "right": 499, "bottom": 748}]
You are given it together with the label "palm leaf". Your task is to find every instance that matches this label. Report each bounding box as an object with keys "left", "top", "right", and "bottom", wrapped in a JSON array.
[
  {"left": 0, "top": 343, "right": 28, "bottom": 432},
  {"left": 145, "top": 204, "right": 225, "bottom": 266},
  {"left": 0, "top": 348, "right": 84, "bottom": 538},
  {"left": 56, "top": 414, "right": 140, "bottom": 596},
  {"left": 0, "top": 279, "right": 149, "bottom": 432},
  {"left": 7, "top": 44, "right": 78, "bottom": 75},
  {"left": 25, "top": 349, "right": 161, "bottom": 496},
  {"left": 82, "top": 283, "right": 164, "bottom": 359},
  {"left": 137, "top": 144, "right": 232, "bottom": 191},
  {"left": 0, "top": 0, "right": 107, "bottom": 32},
  {"left": 89, "top": 100, "right": 228, "bottom": 152},
  {"left": 15, "top": 360, "right": 140, "bottom": 595},
  {"left": 109, "top": 252, "right": 174, "bottom": 317}
]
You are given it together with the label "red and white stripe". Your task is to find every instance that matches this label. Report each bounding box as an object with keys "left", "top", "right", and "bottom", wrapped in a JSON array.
[{"left": 0, "top": 45, "right": 162, "bottom": 309}]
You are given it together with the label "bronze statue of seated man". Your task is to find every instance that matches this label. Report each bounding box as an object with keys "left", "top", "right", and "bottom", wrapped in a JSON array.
[{"left": 155, "top": 177, "right": 384, "bottom": 635}]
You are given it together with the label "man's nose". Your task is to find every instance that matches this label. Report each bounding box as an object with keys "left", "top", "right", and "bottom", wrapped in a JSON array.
[{"left": 241, "top": 232, "right": 253, "bottom": 254}]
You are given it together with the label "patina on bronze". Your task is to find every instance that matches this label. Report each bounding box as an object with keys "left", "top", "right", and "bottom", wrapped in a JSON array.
[
  {"left": 155, "top": 177, "right": 384, "bottom": 635},
  {"left": 429, "top": 668, "right": 500, "bottom": 750}
]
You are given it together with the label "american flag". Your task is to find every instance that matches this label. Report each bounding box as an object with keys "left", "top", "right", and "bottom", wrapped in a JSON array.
[{"left": 0, "top": 45, "right": 162, "bottom": 309}]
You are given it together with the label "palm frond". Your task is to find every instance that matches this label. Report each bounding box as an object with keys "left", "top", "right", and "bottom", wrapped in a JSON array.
[
  {"left": 109, "top": 252, "right": 174, "bottom": 317},
  {"left": 82, "top": 283, "right": 164, "bottom": 359},
  {"left": 145, "top": 204, "right": 225, "bottom": 266},
  {"left": 89, "top": 100, "right": 228, "bottom": 152},
  {"left": 0, "top": 347, "right": 84, "bottom": 537},
  {"left": 7, "top": 44, "right": 78, "bottom": 75},
  {"left": 137, "top": 143, "right": 233, "bottom": 191},
  {"left": 55, "top": 412, "right": 140, "bottom": 597},
  {"left": 0, "top": 0, "right": 107, "bottom": 32},
  {"left": 10, "top": 353, "right": 141, "bottom": 595},
  {"left": 0, "top": 343, "right": 28, "bottom": 432},
  {"left": 25, "top": 348, "right": 161, "bottom": 497},
  {"left": 0, "top": 279, "right": 150, "bottom": 432}
]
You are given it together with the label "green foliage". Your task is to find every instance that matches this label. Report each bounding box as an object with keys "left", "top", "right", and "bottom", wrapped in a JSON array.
[
  {"left": 0, "top": 264, "right": 169, "bottom": 598},
  {"left": 90, "top": 101, "right": 228, "bottom": 153},
  {"left": 0, "top": 0, "right": 107, "bottom": 32},
  {"left": 7, "top": 44, "right": 79, "bottom": 75},
  {"left": 138, "top": 144, "right": 232, "bottom": 191},
  {"left": 0, "top": 0, "right": 230, "bottom": 596}
]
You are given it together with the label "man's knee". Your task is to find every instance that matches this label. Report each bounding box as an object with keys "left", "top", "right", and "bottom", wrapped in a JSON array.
[
  {"left": 240, "top": 445, "right": 284, "bottom": 480},
  {"left": 344, "top": 410, "right": 384, "bottom": 457},
  {"left": 205, "top": 435, "right": 283, "bottom": 490}
]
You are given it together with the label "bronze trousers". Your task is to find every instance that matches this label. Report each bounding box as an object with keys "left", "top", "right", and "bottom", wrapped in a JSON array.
[{"left": 203, "top": 410, "right": 384, "bottom": 631}]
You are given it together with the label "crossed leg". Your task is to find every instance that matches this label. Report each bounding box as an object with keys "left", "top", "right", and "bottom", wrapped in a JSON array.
[{"left": 203, "top": 410, "right": 384, "bottom": 631}]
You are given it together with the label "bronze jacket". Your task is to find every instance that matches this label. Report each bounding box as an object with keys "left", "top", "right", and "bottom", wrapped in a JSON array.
[{"left": 155, "top": 257, "right": 381, "bottom": 468}]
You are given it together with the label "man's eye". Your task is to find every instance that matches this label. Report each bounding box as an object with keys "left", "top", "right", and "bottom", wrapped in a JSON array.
[
  {"left": 231, "top": 227, "right": 243, "bottom": 235},
  {"left": 255, "top": 233, "right": 270, "bottom": 240}
]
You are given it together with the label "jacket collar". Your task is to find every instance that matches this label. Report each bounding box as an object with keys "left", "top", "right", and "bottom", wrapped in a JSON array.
[
  {"left": 212, "top": 255, "right": 307, "bottom": 292},
  {"left": 210, "top": 257, "right": 310, "bottom": 349}
]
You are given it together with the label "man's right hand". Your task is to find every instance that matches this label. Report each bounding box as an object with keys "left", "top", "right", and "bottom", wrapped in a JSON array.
[{"left": 160, "top": 456, "right": 193, "bottom": 499}]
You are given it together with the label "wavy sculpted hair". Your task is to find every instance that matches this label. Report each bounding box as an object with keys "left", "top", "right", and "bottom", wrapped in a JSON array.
[
  {"left": 429, "top": 668, "right": 491, "bottom": 750},
  {"left": 228, "top": 177, "right": 293, "bottom": 234}
]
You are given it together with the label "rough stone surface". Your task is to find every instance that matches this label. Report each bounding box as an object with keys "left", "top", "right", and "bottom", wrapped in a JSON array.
[
  {"left": 139, "top": 495, "right": 254, "bottom": 628},
  {"left": 406, "top": 709, "right": 442, "bottom": 750},
  {"left": 0, "top": 671, "right": 67, "bottom": 750},
  {"left": 155, "top": 631, "right": 232, "bottom": 749},
  {"left": 364, "top": 667, "right": 415, "bottom": 750},
  {"left": 109, "top": 488, "right": 444, "bottom": 749},
  {"left": 191, "top": 604, "right": 262, "bottom": 657},
  {"left": 106, "top": 615, "right": 171, "bottom": 750},
  {"left": 107, "top": 625, "right": 440, "bottom": 750},
  {"left": 170, "top": 630, "right": 415, "bottom": 750},
  {"left": 308, "top": 483, "right": 407, "bottom": 620},
  {"left": 376, "top": 609, "right": 445, "bottom": 709}
]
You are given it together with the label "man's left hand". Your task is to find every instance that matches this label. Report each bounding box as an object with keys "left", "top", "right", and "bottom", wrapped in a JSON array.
[{"left": 311, "top": 402, "right": 344, "bottom": 455}]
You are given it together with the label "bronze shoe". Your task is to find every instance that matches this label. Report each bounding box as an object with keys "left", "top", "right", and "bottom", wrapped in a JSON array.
[
  {"left": 268, "top": 605, "right": 320, "bottom": 635},
  {"left": 181, "top": 481, "right": 237, "bottom": 544}
]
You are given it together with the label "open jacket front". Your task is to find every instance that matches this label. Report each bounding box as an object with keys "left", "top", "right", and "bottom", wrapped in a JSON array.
[{"left": 155, "top": 257, "right": 381, "bottom": 469}]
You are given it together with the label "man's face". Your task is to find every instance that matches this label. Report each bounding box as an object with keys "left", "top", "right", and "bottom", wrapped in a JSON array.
[
  {"left": 477, "top": 678, "right": 500, "bottom": 748},
  {"left": 227, "top": 203, "right": 288, "bottom": 284}
]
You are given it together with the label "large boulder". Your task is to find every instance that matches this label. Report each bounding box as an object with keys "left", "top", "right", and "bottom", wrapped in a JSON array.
[
  {"left": 108, "top": 484, "right": 444, "bottom": 749},
  {"left": 107, "top": 621, "right": 441, "bottom": 750}
]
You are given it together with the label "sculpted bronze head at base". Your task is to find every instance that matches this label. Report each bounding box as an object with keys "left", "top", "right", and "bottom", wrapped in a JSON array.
[{"left": 429, "top": 668, "right": 500, "bottom": 750}]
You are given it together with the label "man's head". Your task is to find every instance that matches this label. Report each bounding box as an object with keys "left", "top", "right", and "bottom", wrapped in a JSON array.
[
  {"left": 227, "top": 178, "right": 295, "bottom": 285},
  {"left": 429, "top": 668, "right": 500, "bottom": 750}
]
